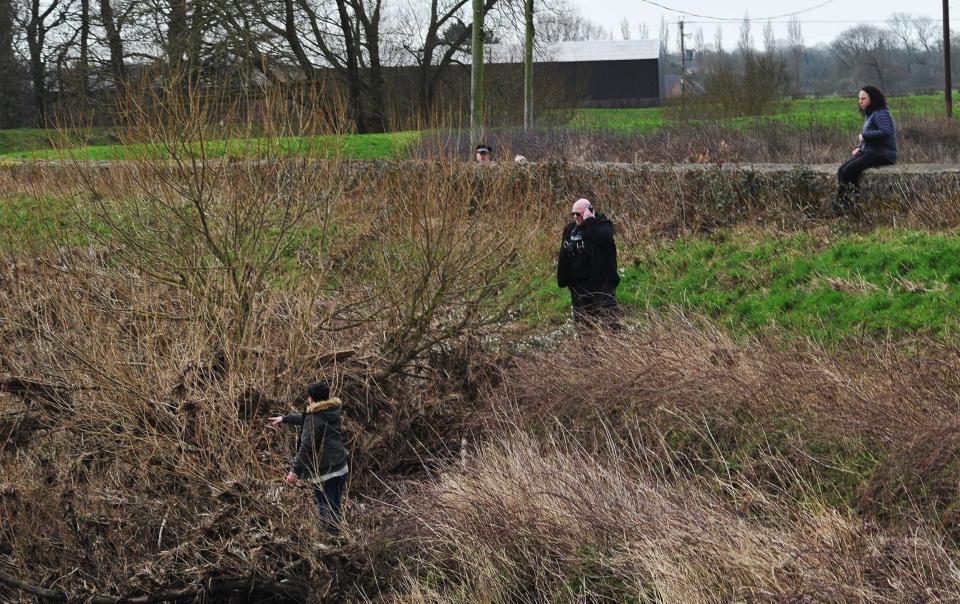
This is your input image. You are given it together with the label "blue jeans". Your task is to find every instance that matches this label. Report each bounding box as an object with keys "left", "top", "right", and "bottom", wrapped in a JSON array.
[{"left": 312, "top": 473, "right": 347, "bottom": 534}]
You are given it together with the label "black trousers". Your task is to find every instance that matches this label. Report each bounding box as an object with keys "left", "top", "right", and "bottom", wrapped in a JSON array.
[
  {"left": 834, "top": 151, "right": 894, "bottom": 216},
  {"left": 570, "top": 286, "right": 619, "bottom": 329}
]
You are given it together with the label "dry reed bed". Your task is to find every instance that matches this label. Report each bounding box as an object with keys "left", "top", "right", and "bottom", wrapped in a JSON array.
[
  {"left": 492, "top": 317, "right": 960, "bottom": 533},
  {"left": 0, "top": 252, "right": 361, "bottom": 600},
  {"left": 6, "top": 249, "right": 960, "bottom": 600},
  {"left": 362, "top": 433, "right": 960, "bottom": 602},
  {"left": 3, "top": 155, "right": 960, "bottom": 600},
  {"left": 350, "top": 318, "right": 960, "bottom": 601},
  {"left": 415, "top": 115, "right": 960, "bottom": 165}
]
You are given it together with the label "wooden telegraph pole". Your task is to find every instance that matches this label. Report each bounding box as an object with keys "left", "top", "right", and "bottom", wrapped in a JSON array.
[
  {"left": 470, "top": 0, "right": 485, "bottom": 143},
  {"left": 523, "top": 0, "right": 534, "bottom": 131},
  {"left": 945, "top": 0, "right": 953, "bottom": 118}
]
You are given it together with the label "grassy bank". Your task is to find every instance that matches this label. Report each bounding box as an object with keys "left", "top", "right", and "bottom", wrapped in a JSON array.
[
  {"left": 8, "top": 191, "right": 959, "bottom": 345},
  {"left": 536, "top": 227, "right": 960, "bottom": 343},
  {"left": 0, "top": 93, "right": 956, "bottom": 162},
  {"left": 0, "top": 130, "right": 422, "bottom": 161}
]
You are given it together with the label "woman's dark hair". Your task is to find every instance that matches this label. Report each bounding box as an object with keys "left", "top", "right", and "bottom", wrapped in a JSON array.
[{"left": 860, "top": 85, "right": 888, "bottom": 113}]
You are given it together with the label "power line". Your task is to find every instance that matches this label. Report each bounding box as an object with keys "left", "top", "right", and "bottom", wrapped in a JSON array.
[
  {"left": 683, "top": 18, "right": 960, "bottom": 25},
  {"left": 635, "top": 0, "right": 838, "bottom": 22}
]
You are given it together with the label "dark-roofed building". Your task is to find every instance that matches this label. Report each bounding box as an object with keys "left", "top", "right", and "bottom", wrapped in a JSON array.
[{"left": 487, "top": 39, "right": 661, "bottom": 108}]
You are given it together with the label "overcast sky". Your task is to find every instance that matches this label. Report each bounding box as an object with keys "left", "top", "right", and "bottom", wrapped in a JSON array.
[{"left": 569, "top": 0, "right": 957, "bottom": 49}]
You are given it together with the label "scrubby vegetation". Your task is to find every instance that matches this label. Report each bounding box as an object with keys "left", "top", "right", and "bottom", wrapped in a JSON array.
[{"left": 4, "top": 87, "right": 960, "bottom": 603}]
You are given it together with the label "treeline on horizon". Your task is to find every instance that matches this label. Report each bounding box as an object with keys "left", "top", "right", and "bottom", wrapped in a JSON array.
[{"left": 0, "top": 0, "right": 956, "bottom": 133}]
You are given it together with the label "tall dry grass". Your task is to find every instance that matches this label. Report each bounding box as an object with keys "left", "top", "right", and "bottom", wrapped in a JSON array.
[
  {"left": 346, "top": 316, "right": 960, "bottom": 601},
  {"left": 363, "top": 430, "right": 960, "bottom": 602},
  {"left": 487, "top": 315, "right": 960, "bottom": 535}
]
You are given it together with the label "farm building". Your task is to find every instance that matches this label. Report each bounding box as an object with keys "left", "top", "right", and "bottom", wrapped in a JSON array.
[{"left": 485, "top": 39, "right": 662, "bottom": 108}]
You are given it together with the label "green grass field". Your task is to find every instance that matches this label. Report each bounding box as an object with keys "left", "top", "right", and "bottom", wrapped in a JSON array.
[
  {"left": 0, "top": 130, "right": 422, "bottom": 161},
  {"left": 569, "top": 92, "right": 960, "bottom": 133},
  {"left": 535, "top": 228, "right": 960, "bottom": 343},
  {"left": 1, "top": 93, "right": 956, "bottom": 160}
]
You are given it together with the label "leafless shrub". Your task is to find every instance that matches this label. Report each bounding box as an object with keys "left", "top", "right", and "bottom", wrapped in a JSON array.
[
  {"left": 0, "top": 252, "right": 359, "bottom": 601},
  {"left": 42, "top": 75, "right": 349, "bottom": 359}
]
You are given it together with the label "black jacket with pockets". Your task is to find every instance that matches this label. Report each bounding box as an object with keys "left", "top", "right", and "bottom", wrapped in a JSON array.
[{"left": 557, "top": 213, "right": 620, "bottom": 293}]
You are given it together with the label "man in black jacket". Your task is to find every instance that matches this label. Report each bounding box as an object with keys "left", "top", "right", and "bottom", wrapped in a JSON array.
[
  {"left": 269, "top": 381, "right": 348, "bottom": 535},
  {"left": 557, "top": 198, "right": 620, "bottom": 327}
]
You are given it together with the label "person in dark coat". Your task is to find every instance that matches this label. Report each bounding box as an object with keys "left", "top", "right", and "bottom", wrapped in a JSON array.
[
  {"left": 268, "top": 381, "right": 348, "bottom": 535},
  {"left": 557, "top": 198, "right": 620, "bottom": 327},
  {"left": 834, "top": 85, "right": 897, "bottom": 217}
]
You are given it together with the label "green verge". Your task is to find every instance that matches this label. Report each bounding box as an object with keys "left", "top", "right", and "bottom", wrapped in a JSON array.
[
  {"left": 0, "top": 127, "right": 117, "bottom": 155},
  {"left": 0, "top": 131, "right": 422, "bottom": 161},
  {"left": 568, "top": 92, "right": 960, "bottom": 133},
  {"left": 536, "top": 227, "right": 960, "bottom": 344}
]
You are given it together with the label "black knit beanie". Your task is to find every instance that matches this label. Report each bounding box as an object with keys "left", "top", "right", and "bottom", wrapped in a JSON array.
[{"left": 307, "top": 381, "right": 330, "bottom": 402}]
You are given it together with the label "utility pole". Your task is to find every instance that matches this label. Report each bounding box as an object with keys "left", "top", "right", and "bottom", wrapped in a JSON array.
[
  {"left": 523, "top": 0, "right": 534, "bottom": 131},
  {"left": 945, "top": 0, "right": 953, "bottom": 118},
  {"left": 470, "top": 0, "right": 485, "bottom": 144},
  {"left": 679, "top": 18, "right": 686, "bottom": 99}
]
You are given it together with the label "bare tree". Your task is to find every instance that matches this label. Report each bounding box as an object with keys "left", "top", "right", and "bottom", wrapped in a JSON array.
[
  {"left": 636, "top": 20, "right": 648, "bottom": 40},
  {"left": 0, "top": 0, "right": 23, "bottom": 126},
  {"left": 738, "top": 14, "right": 752, "bottom": 56},
  {"left": 18, "top": 0, "right": 70, "bottom": 125},
  {"left": 395, "top": 0, "right": 498, "bottom": 121},
  {"left": 912, "top": 15, "right": 936, "bottom": 53},
  {"left": 98, "top": 0, "right": 125, "bottom": 82},
  {"left": 658, "top": 14, "right": 668, "bottom": 54},
  {"left": 832, "top": 24, "right": 895, "bottom": 89},
  {"left": 787, "top": 15, "right": 802, "bottom": 88},
  {"left": 762, "top": 19, "right": 775, "bottom": 55},
  {"left": 535, "top": 1, "right": 605, "bottom": 42},
  {"left": 619, "top": 17, "right": 629, "bottom": 40}
]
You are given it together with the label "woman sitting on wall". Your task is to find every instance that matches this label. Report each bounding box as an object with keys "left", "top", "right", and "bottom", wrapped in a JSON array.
[{"left": 833, "top": 85, "right": 897, "bottom": 217}]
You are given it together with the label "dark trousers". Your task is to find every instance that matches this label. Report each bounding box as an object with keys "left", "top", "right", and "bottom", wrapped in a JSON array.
[
  {"left": 570, "top": 286, "right": 619, "bottom": 329},
  {"left": 834, "top": 152, "right": 894, "bottom": 216},
  {"left": 312, "top": 473, "right": 347, "bottom": 534}
]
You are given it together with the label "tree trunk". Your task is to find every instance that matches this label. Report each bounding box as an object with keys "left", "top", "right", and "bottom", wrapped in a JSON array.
[
  {"left": 0, "top": 0, "right": 20, "bottom": 127},
  {"left": 168, "top": 0, "right": 188, "bottom": 68},
  {"left": 334, "top": 0, "right": 366, "bottom": 132},
  {"left": 353, "top": 0, "right": 387, "bottom": 133},
  {"left": 78, "top": 0, "right": 89, "bottom": 110},
  {"left": 99, "top": 0, "right": 125, "bottom": 84},
  {"left": 26, "top": 0, "right": 51, "bottom": 126}
]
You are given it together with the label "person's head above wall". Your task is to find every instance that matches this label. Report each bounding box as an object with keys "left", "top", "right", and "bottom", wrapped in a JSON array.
[{"left": 475, "top": 143, "right": 492, "bottom": 162}]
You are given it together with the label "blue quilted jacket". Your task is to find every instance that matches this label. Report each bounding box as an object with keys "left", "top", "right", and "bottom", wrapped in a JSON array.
[{"left": 860, "top": 107, "right": 897, "bottom": 163}]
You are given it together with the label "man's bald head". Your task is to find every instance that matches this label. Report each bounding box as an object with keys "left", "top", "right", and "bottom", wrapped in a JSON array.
[{"left": 571, "top": 198, "right": 593, "bottom": 225}]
